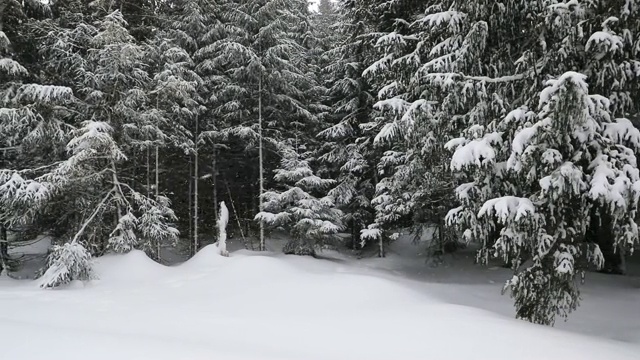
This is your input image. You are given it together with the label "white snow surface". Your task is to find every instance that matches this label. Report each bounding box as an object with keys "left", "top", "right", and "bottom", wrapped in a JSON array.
[{"left": 0, "top": 239, "right": 639, "bottom": 359}]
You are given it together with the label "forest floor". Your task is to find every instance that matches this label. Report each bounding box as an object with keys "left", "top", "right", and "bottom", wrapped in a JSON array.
[{"left": 0, "top": 233, "right": 639, "bottom": 359}]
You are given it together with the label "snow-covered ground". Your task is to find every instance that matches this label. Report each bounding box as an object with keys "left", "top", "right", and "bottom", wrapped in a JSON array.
[
  {"left": 0, "top": 235, "right": 639, "bottom": 359},
  {"left": 326, "top": 231, "right": 640, "bottom": 344}
]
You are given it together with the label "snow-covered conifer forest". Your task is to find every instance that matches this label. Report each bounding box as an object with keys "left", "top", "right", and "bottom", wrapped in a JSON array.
[{"left": 2, "top": 0, "right": 640, "bottom": 358}]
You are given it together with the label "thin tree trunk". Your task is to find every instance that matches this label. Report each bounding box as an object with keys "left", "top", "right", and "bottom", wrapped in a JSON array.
[
  {"left": 111, "top": 161, "right": 123, "bottom": 253},
  {"left": 213, "top": 145, "right": 218, "bottom": 235},
  {"left": 439, "top": 219, "right": 445, "bottom": 255},
  {"left": 351, "top": 218, "right": 357, "bottom": 250},
  {"left": 132, "top": 149, "right": 137, "bottom": 190},
  {"left": 225, "top": 179, "right": 247, "bottom": 249},
  {"left": 155, "top": 146, "right": 160, "bottom": 261},
  {"left": 0, "top": 105, "right": 6, "bottom": 272},
  {"left": 146, "top": 147, "right": 151, "bottom": 197},
  {"left": 188, "top": 156, "right": 193, "bottom": 255},
  {"left": 244, "top": 202, "right": 251, "bottom": 242},
  {"left": 194, "top": 114, "right": 199, "bottom": 255},
  {"left": 372, "top": 170, "right": 383, "bottom": 257},
  {"left": 0, "top": 226, "right": 6, "bottom": 257},
  {"left": 0, "top": 224, "right": 7, "bottom": 274},
  {"left": 258, "top": 74, "right": 265, "bottom": 251},
  {"left": 618, "top": 245, "right": 627, "bottom": 275}
]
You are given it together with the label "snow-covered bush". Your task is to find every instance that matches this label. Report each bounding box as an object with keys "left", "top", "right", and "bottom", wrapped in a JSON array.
[
  {"left": 137, "top": 194, "right": 180, "bottom": 259},
  {"left": 108, "top": 212, "right": 138, "bottom": 253},
  {"left": 282, "top": 238, "right": 316, "bottom": 257},
  {"left": 39, "top": 242, "right": 94, "bottom": 289}
]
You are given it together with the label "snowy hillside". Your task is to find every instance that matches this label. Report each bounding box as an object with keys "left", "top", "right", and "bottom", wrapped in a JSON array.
[{"left": 0, "top": 241, "right": 638, "bottom": 360}]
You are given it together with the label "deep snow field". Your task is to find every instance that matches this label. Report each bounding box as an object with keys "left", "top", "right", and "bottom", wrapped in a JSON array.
[{"left": 0, "top": 234, "right": 639, "bottom": 360}]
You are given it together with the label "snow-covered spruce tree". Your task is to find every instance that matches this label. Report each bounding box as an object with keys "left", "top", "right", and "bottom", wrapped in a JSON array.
[
  {"left": 256, "top": 147, "right": 344, "bottom": 256},
  {"left": 1, "top": 11, "right": 180, "bottom": 282},
  {"left": 161, "top": 0, "right": 227, "bottom": 252},
  {"left": 78, "top": 10, "right": 179, "bottom": 256},
  {"left": 307, "top": 0, "right": 339, "bottom": 147},
  {"left": 210, "top": 0, "right": 320, "bottom": 251},
  {"left": 310, "top": 0, "right": 340, "bottom": 89},
  {"left": 28, "top": 117, "right": 178, "bottom": 264},
  {"left": 144, "top": 20, "right": 205, "bottom": 256},
  {"left": 0, "top": 1, "right": 71, "bottom": 195},
  {"left": 1, "top": 0, "right": 51, "bottom": 73},
  {"left": 0, "top": 85, "right": 75, "bottom": 227},
  {"left": 474, "top": 73, "right": 638, "bottom": 325},
  {"left": 316, "top": 0, "right": 380, "bottom": 253},
  {"left": 0, "top": 2, "right": 80, "bottom": 274},
  {"left": 410, "top": 1, "right": 546, "bottom": 268},
  {"left": 442, "top": 1, "right": 640, "bottom": 323},
  {"left": 0, "top": 16, "right": 30, "bottom": 275},
  {"left": 361, "top": 0, "right": 466, "bottom": 259},
  {"left": 576, "top": 1, "right": 640, "bottom": 273},
  {"left": 312, "top": 0, "right": 340, "bottom": 51}
]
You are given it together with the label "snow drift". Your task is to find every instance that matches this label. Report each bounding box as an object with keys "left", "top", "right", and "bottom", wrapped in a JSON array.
[{"left": 0, "top": 247, "right": 638, "bottom": 360}]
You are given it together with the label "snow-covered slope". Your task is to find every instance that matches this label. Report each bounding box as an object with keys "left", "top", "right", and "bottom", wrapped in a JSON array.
[
  {"left": 0, "top": 245, "right": 639, "bottom": 360},
  {"left": 340, "top": 232, "right": 640, "bottom": 343}
]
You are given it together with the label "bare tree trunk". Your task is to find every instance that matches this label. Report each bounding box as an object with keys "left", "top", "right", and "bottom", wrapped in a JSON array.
[
  {"left": 351, "top": 218, "right": 357, "bottom": 250},
  {"left": 111, "top": 161, "right": 123, "bottom": 253},
  {"left": 188, "top": 157, "right": 193, "bottom": 255},
  {"left": 225, "top": 179, "right": 247, "bottom": 249},
  {"left": 132, "top": 149, "right": 137, "bottom": 190},
  {"left": 146, "top": 147, "right": 151, "bottom": 197},
  {"left": 618, "top": 245, "right": 627, "bottom": 275},
  {"left": 372, "top": 170, "right": 383, "bottom": 257},
  {"left": 155, "top": 146, "right": 160, "bottom": 260},
  {"left": 258, "top": 74, "right": 265, "bottom": 251},
  {"left": 244, "top": 202, "right": 251, "bottom": 242},
  {"left": 212, "top": 145, "right": 218, "bottom": 235},
  {"left": 0, "top": 82, "right": 7, "bottom": 271},
  {"left": 0, "top": 224, "right": 7, "bottom": 274},
  {"left": 194, "top": 114, "right": 199, "bottom": 255}
]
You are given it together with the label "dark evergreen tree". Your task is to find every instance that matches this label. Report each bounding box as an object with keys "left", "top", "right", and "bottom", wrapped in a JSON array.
[
  {"left": 315, "top": 0, "right": 379, "bottom": 254},
  {"left": 0, "top": 0, "right": 74, "bottom": 275}
]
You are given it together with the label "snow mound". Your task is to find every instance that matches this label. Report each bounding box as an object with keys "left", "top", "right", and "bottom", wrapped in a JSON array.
[
  {"left": 178, "top": 244, "right": 228, "bottom": 270},
  {"left": 93, "top": 250, "right": 170, "bottom": 285}
]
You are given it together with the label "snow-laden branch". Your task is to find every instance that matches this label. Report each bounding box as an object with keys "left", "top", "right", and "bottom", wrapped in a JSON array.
[
  {"left": 478, "top": 196, "right": 536, "bottom": 223},
  {"left": 422, "top": 72, "right": 528, "bottom": 83}
]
